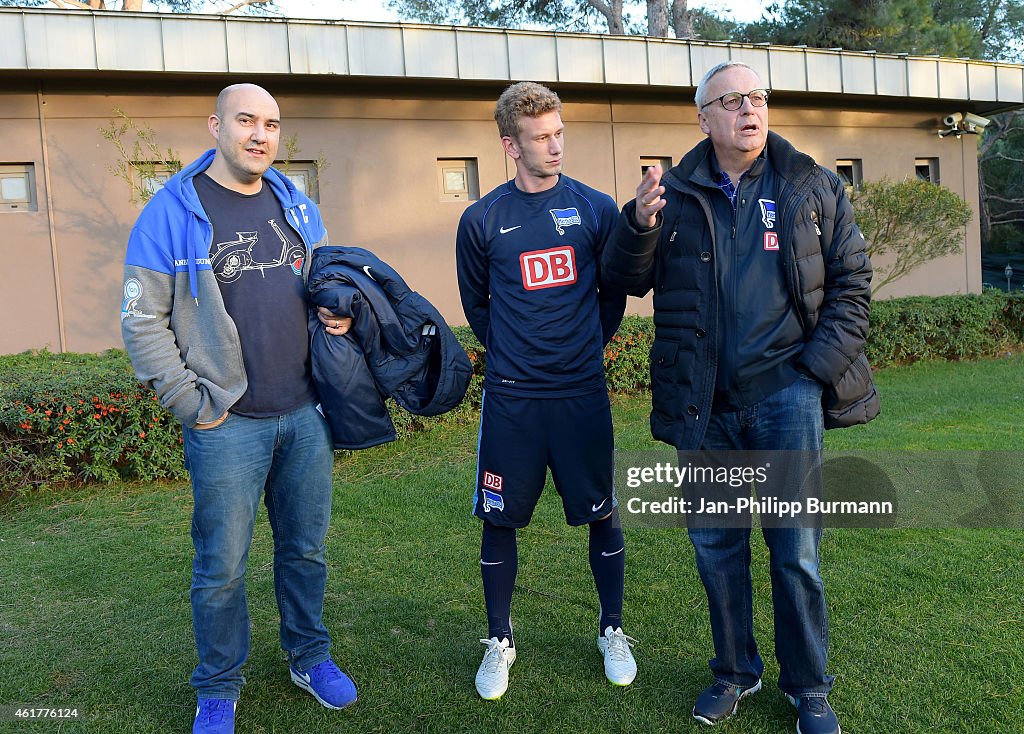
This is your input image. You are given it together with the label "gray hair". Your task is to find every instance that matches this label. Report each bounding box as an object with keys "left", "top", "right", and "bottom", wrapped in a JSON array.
[{"left": 694, "top": 61, "right": 758, "bottom": 108}]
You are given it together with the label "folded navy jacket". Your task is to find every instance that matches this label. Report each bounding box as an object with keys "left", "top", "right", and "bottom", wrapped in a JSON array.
[{"left": 307, "top": 245, "right": 474, "bottom": 450}]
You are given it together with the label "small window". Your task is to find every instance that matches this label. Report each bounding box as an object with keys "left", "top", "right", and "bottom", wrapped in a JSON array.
[
  {"left": 0, "top": 164, "right": 37, "bottom": 211},
  {"left": 835, "top": 159, "right": 863, "bottom": 191},
  {"left": 132, "top": 163, "right": 177, "bottom": 205},
  {"left": 277, "top": 161, "right": 320, "bottom": 204},
  {"left": 437, "top": 158, "right": 479, "bottom": 202},
  {"left": 640, "top": 156, "right": 672, "bottom": 177},
  {"left": 141, "top": 168, "right": 174, "bottom": 198},
  {"left": 915, "top": 158, "right": 939, "bottom": 184}
]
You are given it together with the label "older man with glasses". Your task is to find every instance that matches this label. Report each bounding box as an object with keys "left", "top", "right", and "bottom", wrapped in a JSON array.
[{"left": 602, "top": 61, "right": 874, "bottom": 734}]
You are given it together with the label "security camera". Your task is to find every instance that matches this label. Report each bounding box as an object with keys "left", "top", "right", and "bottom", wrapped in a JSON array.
[
  {"left": 939, "top": 111, "right": 992, "bottom": 138},
  {"left": 963, "top": 112, "right": 991, "bottom": 129}
]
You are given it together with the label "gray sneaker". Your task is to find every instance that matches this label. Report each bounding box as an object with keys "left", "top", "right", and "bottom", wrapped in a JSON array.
[
  {"left": 692, "top": 679, "right": 762, "bottom": 725},
  {"left": 785, "top": 693, "right": 841, "bottom": 734}
]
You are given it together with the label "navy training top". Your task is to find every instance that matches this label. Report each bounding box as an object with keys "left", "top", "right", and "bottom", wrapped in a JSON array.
[{"left": 456, "top": 174, "right": 625, "bottom": 398}]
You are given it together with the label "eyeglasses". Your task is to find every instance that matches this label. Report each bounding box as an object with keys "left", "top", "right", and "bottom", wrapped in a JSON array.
[{"left": 700, "top": 89, "right": 771, "bottom": 111}]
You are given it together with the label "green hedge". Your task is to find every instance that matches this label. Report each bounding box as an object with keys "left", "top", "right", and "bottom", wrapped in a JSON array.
[
  {"left": 2, "top": 293, "right": 1021, "bottom": 494},
  {"left": 867, "top": 291, "right": 1024, "bottom": 366},
  {"left": 0, "top": 350, "right": 184, "bottom": 494}
]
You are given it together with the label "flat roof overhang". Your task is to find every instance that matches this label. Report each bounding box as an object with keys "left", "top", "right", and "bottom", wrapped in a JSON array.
[{"left": 1, "top": 7, "right": 1022, "bottom": 115}]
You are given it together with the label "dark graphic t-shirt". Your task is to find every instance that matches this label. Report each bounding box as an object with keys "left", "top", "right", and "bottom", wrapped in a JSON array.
[{"left": 195, "top": 173, "right": 316, "bottom": 417}]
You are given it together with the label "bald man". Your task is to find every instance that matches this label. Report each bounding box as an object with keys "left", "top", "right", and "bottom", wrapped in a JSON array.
[{"left": 121, "top": 84, "right": 356, "bottom": 734}]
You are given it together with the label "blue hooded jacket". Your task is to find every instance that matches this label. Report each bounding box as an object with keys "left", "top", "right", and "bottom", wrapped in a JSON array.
[{"left": 121, "top": 149, "right": 327, "bottom": 427}]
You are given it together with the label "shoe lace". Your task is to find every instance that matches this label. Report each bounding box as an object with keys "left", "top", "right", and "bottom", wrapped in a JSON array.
[
  {"left": 478, "top": 638, "right": 509, "bottom": 675},
  {"left": 710, "top": 681, "right": 735, "bottom": 697},
  {"left": 198, "top": 699, "right": 230, "bottom": 724},
  {"left": 604, "top": 629, "right": 638, "bottom": 662},
  {"left": 803, "top": 697, "right": 829, "bottom": 715},
  {"left": 310, "top": 659, "right": 342, "bottom": 685}
]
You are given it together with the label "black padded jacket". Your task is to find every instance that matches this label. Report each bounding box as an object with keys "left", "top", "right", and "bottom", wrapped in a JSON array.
[{"left": 602, "top": 131, "right": 877, "bottom": 449}]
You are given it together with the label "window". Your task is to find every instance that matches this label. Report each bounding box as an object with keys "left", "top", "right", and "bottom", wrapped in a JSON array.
[
  {"left": 640, "top": 156, "right": 672, "bottom": 177},
  {"left": 835, "top": 159, "right": 863, "bottom": 191},
  {"left": 131, "top": 163, "right": 178, "bottom": 205},
  {"left": 277, "top": 161, "right": 320, "bottom": 204},
  {"left": 0, "top": 164, "right": 37, "bottom": 211},
  {"left": 915, "top": 158, "right": 939, "bottom": 184},
  {"left": 437, "top": 158, "right": 479, "bottom": 202},
  {"left": 141, "top": 168, "right": 174, "bottom": 198}
]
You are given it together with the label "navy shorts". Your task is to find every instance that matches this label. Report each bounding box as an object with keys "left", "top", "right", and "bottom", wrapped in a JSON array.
[{"left": 472, "top": 389, "right": 616, "bottom": 528}]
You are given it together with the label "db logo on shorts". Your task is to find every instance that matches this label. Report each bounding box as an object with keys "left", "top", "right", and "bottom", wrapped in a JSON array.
[{"left": 520, "top": 246, "right": 577, "bottom": 291}]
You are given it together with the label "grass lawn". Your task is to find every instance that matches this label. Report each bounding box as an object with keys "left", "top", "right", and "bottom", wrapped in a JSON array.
[{"left": 1, "top": 356, "right": 1022, "bottom": 733}]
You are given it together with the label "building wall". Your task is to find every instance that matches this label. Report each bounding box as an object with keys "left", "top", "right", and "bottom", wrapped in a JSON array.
[
  {"left": 1, "top": 88, "right": 62, "bottom": 353},
  {"left": 0, "top": 83, "right": 983, "bottom": 355}
]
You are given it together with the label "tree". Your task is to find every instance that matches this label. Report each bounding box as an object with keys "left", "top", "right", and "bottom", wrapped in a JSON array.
[
  {"left": 687, "top": 6, "right": 740, "bottom": 40},
  {"left": 383, "top": 0, "right": 594, "bottom": 32},
  {"left": 931, "top": 0, "right": 1024, "bottom": 62},
  {"left": 0, "top": 0, "right": 275, "bottom": 14},
  {"left": 850, "top": 177, "right": 974, "bottom": 293},
  {"left": 99, "top": 107, "right": 182, "bottom": 205},
  {"left": 385, "top": 0, "right": 726, "bottom": 38},
  {"left": 979, "top": 110, "right": 1024, "bottom": 253},
  {"left": 741, "top": 0, "right": 969, "bottom": 56},
  {"left": 739, "top": 0, "right": 1023, "bottom": 61}
]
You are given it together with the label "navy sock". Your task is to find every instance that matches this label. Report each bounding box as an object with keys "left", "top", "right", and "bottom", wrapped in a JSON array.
[
  {"left": 481, "top": 522, "right": 517, "bottom": 647},
  {"left": 589, "top": 509, "right": 625, "bottom": 634}
]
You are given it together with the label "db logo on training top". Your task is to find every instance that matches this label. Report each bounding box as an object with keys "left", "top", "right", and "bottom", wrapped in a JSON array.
[{"left": 520, "top": 246, "right": 577, "bottom": 291}]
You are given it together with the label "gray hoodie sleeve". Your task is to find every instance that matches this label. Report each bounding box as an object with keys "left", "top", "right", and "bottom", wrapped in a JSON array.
[{"left": 121, "top": 226, "right": 245, "bottom": 427}]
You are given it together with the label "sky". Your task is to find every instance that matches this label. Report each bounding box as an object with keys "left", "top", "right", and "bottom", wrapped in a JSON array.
[{"left": 223, "top": 0, "right": 773, "bottom": 27}]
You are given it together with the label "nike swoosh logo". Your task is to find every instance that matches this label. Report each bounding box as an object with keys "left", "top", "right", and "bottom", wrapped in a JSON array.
[
  {"left": 295, "top": 671, "right": 311, "bottom": 683},
  {"left": 480, "top": 560, "right": 504, "bottom": 566},
  {"left": 601, "top": 547, "right": 624, "bottom": 557},
  {"left": 592, "top": 498, "right": 608, "bottom": 512},
  {"left": 362, "top": 265, "right": 375, "bottom": 280},
  {"left": 499, "top": 225, "right": 521, "bottom": 234}
]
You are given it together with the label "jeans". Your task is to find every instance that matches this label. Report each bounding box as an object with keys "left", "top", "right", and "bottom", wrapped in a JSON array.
[
  {"left": 182, "top": 402, "right": 335, "bottom": 700},
  {"left": 688, "top": 374, "right": 834, "bottom": 696}
]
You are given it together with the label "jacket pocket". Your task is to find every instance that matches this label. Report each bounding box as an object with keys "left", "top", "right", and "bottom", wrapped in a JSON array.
[
  {"left": 649, "top": 338, "right": 696, "bottom": 407},
  {"left": 649, "top": 339, "right": 679, "bottom": 383},
  {"left": 824, "top": 352, "right": 880, "bottom": 429}
]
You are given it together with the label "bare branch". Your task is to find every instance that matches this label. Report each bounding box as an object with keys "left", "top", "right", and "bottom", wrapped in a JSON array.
[
  {"left": 220, "top": 0, "right": 273, "bottom": 15},
  {"left": 984, "top": 195, "right": 1024, "bottom": 205},
  {"left": 989, "top": 152, "right": 1024, "bottom": 164},
  {"left": 586, "top": 0, "right": 624, "bottom": 33}
]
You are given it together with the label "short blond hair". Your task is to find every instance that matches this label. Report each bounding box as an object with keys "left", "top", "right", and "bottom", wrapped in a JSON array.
[{"left": 494, "top": 82, "right": 562, "bottom": 140}]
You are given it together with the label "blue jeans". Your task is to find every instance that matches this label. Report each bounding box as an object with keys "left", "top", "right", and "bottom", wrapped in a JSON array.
[
  {"left": 689, "top": 374, "right": 834, "bottom": 697},
  {"left": 182, "top": 402, "right": 335, "bottom": 700}
]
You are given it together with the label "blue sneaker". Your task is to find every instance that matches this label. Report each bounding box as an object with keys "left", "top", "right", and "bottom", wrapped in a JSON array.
[
  {"left": 192, "top": 698, "right": 235, "bottom": 734},
  {"left": 785, "top": 694, "right": 841, "bottom": 734},
  {"left": 290, "top": 658, "right": 357, "bottom": 710},
  {"left": 692, "top": 679, "right": 762, "bottom": 725}
]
